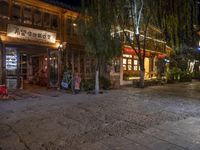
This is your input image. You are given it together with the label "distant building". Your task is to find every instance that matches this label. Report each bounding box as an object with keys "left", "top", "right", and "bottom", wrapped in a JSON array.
[{"left": 109, "top": 26, "right": 172, "bottom": 87}]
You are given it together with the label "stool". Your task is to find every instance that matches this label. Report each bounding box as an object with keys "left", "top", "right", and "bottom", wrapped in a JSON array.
[{"left": 0, "top": 85, "right": 8, "bottom": 99}]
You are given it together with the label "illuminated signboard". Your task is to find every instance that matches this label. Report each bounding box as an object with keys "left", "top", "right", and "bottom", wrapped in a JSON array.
[
  {"left": 7, "top": 24, "right": 56, "bottom": 43},
  {"left": 6, "top": 54, "right": 17, "bottom": 70}
]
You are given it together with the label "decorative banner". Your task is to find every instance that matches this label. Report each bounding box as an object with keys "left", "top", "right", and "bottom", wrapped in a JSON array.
[
  {"left": 157, "top": 53, "right": 167, "bottom": 59},
  {"left": 7, "top": 24, "right": 56, "bottom": 43}
]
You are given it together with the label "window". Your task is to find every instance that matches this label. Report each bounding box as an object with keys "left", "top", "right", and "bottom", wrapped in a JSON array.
[
  {"left": 34, "top": 9, "right": 42, "bottom": 26},
  {"left": 66, "top": 18, "right": 72, "bottom": 35},
  {"left": 43, "top": 12, "right": 50, "bottom": 27},
  {"left": 123, "top": 54, "right": 132, "bottom": 71},
  {"left": 133, "top": 59, "right": 139, "bottom": 70},
  {"left": 112, "top": 59, "right": 120, "bottom": 73},
  {"left": 51, "top": 15, "right": 59, "bottom": 29},
  {"left": 0, "top": 0, "right": 9, "bottom": 19},
  {"left": 133, "top": 56, "right": 140, "bottom": 71},
  {"left": 23, "top": 6, "right": 32, "bottom": 24},
  {"left": 12, "top": 4, "right": 21, "bottom": 22}
]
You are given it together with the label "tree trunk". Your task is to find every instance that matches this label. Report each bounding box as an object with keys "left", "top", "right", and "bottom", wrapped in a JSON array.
[
  {"left": 95, "top": 56, "right": 100, "bottom": 94},
  {"left": 139, "top": 63, "right": 145, "bottom": 88},
  {"left": 135, "top": 34, "right": 145, "bottom": 88},
  {"left": 95, "top": 69, "right": 99, "bottom": 94}
]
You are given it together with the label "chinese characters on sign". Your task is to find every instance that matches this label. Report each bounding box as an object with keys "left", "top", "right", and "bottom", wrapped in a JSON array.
[{"left": 7, "top": 24, "right": 56, "bottom": 43}]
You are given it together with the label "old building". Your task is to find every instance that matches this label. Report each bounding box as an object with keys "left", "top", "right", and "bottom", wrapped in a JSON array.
[
  {"left": 109, "top": 26, "right": 172, "bottom": 87},
  {"left": 0, "top": 0, "right": 95, "bottom": 89},
  {"left": 0, "top": 0, "right": 172, "bottom": 90}
]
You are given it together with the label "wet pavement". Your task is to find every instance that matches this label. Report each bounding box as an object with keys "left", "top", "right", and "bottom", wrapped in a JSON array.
[{"left": 0, "top": 82, "right": 200, "bottom": 150}]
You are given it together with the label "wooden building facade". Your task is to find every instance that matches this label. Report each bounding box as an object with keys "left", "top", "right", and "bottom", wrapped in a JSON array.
[
  {"left": 0, "top": 0, "right": 95, "bottom": 89},
  {"left": 109, "top": 27, "right": 172, "bottom": 87}
]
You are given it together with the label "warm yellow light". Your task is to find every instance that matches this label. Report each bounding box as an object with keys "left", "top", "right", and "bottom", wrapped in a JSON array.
[
  {"left": 59, "top": 44, "right": 63, "bottom": 48},
  {"left": 56, "top": 42, "right": 60, "bottom": 48}
]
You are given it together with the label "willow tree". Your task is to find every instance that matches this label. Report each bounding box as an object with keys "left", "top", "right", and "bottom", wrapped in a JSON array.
[
  {"left": 152, "top": 0, "right": 197, "bottom": 50},
  {"left": 152, "top": 0, "right": 198, "bottom": 70},
  {"left": 79, "top": 0, "right": 121, "bottom": 94}
]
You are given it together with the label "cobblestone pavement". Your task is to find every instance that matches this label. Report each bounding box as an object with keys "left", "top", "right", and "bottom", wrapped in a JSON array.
[{"left": 1, "top": 82, "right": 200, "bottom": 150}]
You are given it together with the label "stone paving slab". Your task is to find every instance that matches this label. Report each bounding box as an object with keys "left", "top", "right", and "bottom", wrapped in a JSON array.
[
  {"left": 2, "top": 83, "right": 200, "bottom": 150},
  {"left": 153, "top": 117, "right": 200, "bottom": 144},
  {"left": 143, "top": 128, "right": 195, "bottom": 149},
  {"left": 125, "top": 133, "right": 185, "bottom": 150},
  {"left": 80, "top": 117, "right": 200, "bottom": 150},
  {"left": 126, "top": 117, "right": 200, "bottom": 150},
  {"left": 99, "top": 136, "right": 149, "bottom": 150},
  {"left": 79, "top": 142, "right": 110, "bottom": 150}
]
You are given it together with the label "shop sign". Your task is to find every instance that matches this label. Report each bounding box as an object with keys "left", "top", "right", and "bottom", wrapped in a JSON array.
[
  {"left": 7, "top": 24, "right": 56, "bottom": 43},
  {"left": 6, "top": 54, "right": 17, "bottom": 70}
]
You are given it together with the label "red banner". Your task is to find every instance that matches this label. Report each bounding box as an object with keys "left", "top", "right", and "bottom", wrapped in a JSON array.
[
  {"left": 157, "top": 53, "right": 167, "bottom": 59},
  {"left": 123, "top": 47, "right": 151, "bottom": 57}
]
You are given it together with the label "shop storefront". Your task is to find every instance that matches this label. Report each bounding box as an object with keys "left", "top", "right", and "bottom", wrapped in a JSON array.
[
  {"left": 1, "top": 24, "right": 61, "bottom": 90},
  {"left": 0, "top": 0, "right": 97, "bottom": 92},
  {"left": 122, "top": 46, "right": 156, "bottom": 81}
]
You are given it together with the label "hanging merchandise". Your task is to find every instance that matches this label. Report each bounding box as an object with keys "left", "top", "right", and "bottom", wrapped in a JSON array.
[{"left": 61, "top": 71, "right": 72, "bottom": 89}]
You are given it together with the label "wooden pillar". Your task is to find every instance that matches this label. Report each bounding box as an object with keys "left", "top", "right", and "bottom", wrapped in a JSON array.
[
  {"left": 71, "top": 50, "right": 74, "bottom": 74},
  {"left": 65, "top": 45, "right": 68, "bottom": 68},
  {"left": 8, "top": 0, "right": 11, "bottom": 19},
  {"left": 0, "top": 38, "right": 3, "bottom": 85},
  {"left": 16, "top": 49, "right": 20, "bottom": 89},
  {"left": 47, "top": 48, "right": 50, "bottom": 88},
  {"left": 2, "top": 43, "right": 6, "bottom": 85},
  {"left": 57, "top": 49, "right": 61, "bottom": 89},
  {"left": 84, "top": 54, "right": 86, "bottom": 79},
  {"left": 78, "top": 50, "right": 80, "bottom": 73},
  {"left": 71, "top": 50, "right": 74, "bottom": 93}
]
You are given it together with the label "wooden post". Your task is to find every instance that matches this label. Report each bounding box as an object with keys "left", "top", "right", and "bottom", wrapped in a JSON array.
[
  {"left": 66, "top": 44, "right": 68, "bottom": 68},
  {"left": 8, "top": 0, "right": 11, "bottom": 19},
  {"left": 47, "top": 48, "right": 50, "bottom": 88},
  {"left": 78, "top": 50, "right": 80, "bottom": 73},
  {"left": 84, "top": 54, "right": 86, "bottom": 79},
  {"left": 0, "top": 39, "right": 3, "bottom": 85},
  {"left": 17, "top": 49, "right": 20, "bottom": 89},
  {"left": 71, "top": 50, "right": 74, "bottom": 93},
  {"left": 57, "top": 49, "right": 61, "bottom": 90}
]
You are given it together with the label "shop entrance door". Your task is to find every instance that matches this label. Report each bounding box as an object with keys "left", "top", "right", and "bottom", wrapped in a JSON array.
[
  {"left": 144, "top": 57, "right": 150, "bottom": 78},
  {"left": 47, "top": 49, "right": 61, "bottom": 88}
]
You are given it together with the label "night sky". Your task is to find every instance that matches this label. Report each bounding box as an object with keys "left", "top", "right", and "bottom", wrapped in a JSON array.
[{"left": 56, "top": 0, "right": 81, "bottom": 7}]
